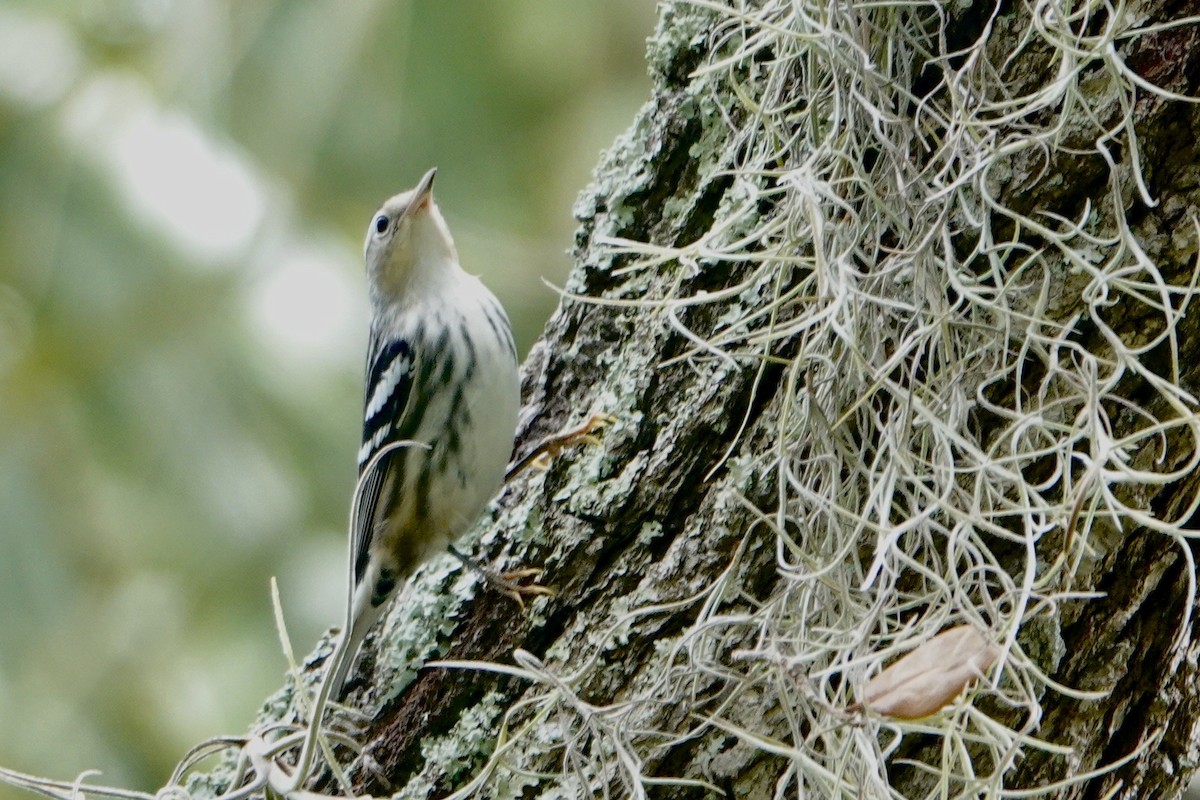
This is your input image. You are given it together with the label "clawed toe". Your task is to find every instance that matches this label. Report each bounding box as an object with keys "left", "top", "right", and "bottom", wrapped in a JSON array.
[
  {"left": 506, "top": 412, "right": 615, "bottom": 480},
  {"left": 490, "top": 567, "right": 556, "bottom": 609}
]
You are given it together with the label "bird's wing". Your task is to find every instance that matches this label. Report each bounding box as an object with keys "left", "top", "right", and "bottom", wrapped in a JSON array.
[{"left": 350, "top": 333, "right": 418, "bottom": 587}]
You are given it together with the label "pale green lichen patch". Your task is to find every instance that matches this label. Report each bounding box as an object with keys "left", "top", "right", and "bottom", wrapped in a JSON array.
[
  {"left": 391, "top": 691, "right": 506, "bottom": 800},
  {"left": 363, "top": 555, "right": 482, "bottom": 705},
  {"left": 635, "top": 521, "right": 664, "bottom": 547},
  {"left": 645, "top": 0, "right": 718, "bottom": 81}
]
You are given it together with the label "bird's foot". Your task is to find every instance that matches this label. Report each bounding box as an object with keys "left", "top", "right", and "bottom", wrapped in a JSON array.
[
  {"left": 484, "top": 566, "right": 556, "bottom": 609},
  {"left": 449, "top": 546, "right": 555, "bottom": 609},
  {"left": 505, "top": 413, "right": 615, "bottom": 481}
]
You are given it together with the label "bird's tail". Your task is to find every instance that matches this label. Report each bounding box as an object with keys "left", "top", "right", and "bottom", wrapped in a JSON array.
[
  {"left": 325, "top": 597, "right": 386, "bottom": 698},
  {"left": 283, "top": 598, "right": 386, "bottom": 793}
]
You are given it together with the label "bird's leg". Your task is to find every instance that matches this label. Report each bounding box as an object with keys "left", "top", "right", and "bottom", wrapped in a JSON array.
[
  {"left": 460, "top": 413, "right": 612, "bottom": 608},
  {"left": 448, "top": 546, "right": 555, "bottom": 609},
  {"left": 505, "top": 413, "right": 615, "bottom": 482}
]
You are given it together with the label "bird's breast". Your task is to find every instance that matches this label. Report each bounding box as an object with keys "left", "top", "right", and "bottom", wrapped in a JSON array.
[{"left": 377, "top": 290, "right": 519, "bottom": 562}]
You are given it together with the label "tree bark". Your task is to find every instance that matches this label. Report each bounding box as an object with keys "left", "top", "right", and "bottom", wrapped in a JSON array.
[{"left": 193, "top": 1, "right": 1200, "bottom": 798}]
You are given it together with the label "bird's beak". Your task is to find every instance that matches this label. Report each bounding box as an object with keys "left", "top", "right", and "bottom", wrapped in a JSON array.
[{"left": 411, "top": 167, "right": 437, "bottom": 213}]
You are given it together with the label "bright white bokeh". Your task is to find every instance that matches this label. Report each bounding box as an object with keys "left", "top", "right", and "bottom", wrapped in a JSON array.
[
  {"left": 62, "top": 72, "right": 268, "bottom": 267},
  {"left": 244, "top": 238, "right": 366, "bottom": 372},
  {"left": 57, "top": 68, "right": 366, "bottom": 376},
  {"left": 0, "top": 9, "right": 80, "bottom": 109},
  {"left": 111, "top": 109, "right": 268, "bottom": 264}
]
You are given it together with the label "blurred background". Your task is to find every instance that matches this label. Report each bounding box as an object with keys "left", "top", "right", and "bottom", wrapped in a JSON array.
[{"left": 0, "top": 0, "right": 654, "bottom": 795}]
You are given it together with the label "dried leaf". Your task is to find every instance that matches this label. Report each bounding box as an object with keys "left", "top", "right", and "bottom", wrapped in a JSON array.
[{"left": 858, "top": 626, "right": 1000, "bottom": 720}]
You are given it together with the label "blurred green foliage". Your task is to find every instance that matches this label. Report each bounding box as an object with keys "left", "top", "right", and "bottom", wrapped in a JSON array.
[{"left": 0, "top": 0, "right": 652, "bottom": 795}]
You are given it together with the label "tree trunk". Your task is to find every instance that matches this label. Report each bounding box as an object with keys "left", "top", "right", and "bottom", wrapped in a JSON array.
[{"left": 194, "top": 1, "right": 1200, "bottom": 798}]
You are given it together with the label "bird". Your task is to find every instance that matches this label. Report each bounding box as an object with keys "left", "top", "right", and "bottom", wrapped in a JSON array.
[
  {"left": 332, "top": 166, "right": 521, "bottom": 693},
  {"left": 278, "top": 168, "right": 521, "bottom": 791}
]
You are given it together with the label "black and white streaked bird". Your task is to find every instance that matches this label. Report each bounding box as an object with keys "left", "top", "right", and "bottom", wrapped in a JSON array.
[
  {"left": 275, "top": 169, "right": 520, "bottom": 792},
  {"left": 333, "top": 167, "right": 521, "bottom": 691},
  {"left": 266, "top": 173, "right": 602, "bottom": 795}
]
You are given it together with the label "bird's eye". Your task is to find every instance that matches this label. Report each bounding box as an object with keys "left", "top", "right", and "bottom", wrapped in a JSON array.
[{"left": 374, "top": 215, "right": 389, "bottom": 234}]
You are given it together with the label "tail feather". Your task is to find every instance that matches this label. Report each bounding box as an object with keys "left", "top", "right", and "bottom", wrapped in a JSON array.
[{"left": 325, "top": 597, "right": 387, "bottom": 698}]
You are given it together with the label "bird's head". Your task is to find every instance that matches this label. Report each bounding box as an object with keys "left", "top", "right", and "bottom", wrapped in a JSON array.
[{"left": 363, "top": 167, "right": 459, "bottom": 298}]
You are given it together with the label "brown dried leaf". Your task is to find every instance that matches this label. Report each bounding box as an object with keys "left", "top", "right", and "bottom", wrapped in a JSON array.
[{"left": 859, "top": 625, "right": 1000, "bottom": 720}]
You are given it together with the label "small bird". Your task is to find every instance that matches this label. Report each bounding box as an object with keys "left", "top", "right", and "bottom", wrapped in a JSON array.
[
  {"left": 334, "top": 166, "right": 522, "bottom": 691},
  {"left": 279, "top": 169, "right": 520, "bottom": 790}
]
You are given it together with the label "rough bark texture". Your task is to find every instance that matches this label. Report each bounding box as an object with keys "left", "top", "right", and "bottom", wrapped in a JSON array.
[{"left": 191, "top": 1, "right": 1200, "bottom": 798}]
